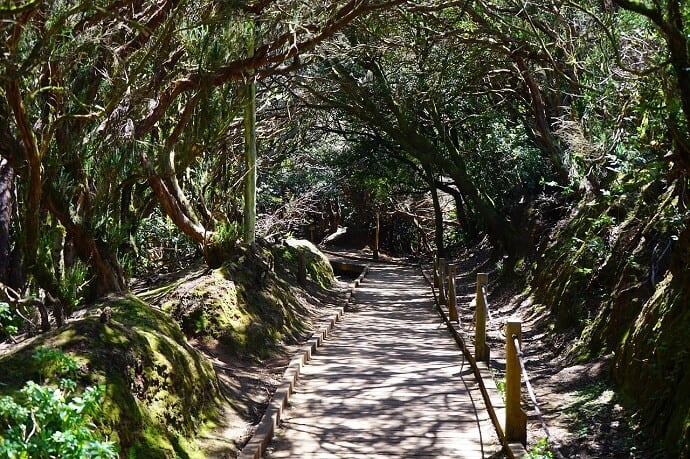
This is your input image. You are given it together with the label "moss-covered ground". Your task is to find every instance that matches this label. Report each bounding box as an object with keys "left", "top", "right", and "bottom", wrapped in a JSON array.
[
  {"left": 0, "top": 295, "right": 221, "bottom": 458},
  {"left": 522, "top": 170, "right": 690, "bottom": 456},
  {"left": 0, "top": 239, "right": 341, "bottom": 458}
]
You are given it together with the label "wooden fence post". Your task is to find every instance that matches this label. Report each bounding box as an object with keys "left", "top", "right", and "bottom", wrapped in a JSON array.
[
  {"left": 505, "top": 319, "right": 527, "bottom": 446},
  {"left": 474, "top": 273, "right": 489, "bottom": 363},
  {"left": 438, "top": 258, "right": 447, "bottom": 305},
  {"left": 373, "top": 211, "right": 380, "bottom": 261},
  {"left": 447, "top": 264, "right": 459, "bottom": 323}
]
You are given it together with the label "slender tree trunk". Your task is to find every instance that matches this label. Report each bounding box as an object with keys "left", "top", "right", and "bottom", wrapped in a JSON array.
[
  {"left": 435, "top": 179, "right": 478, "bottom": 243},
  {"left": 0, "top": 159, "right": 14, "bottom": 285},
  {"left": 244, "top": 18, "right": 258, "bottom": 245},
  {"left": 453, "top": 192, "right": 478, "bottom": 242},
  {"left": 425, "top": 167, "right": 446, "bottom": 257},
  {"left": 244, "top": 79, "right": 257, "bottom": 245},
  {"left": 5, "top": 81, "right": 42, "bottom": 272}
]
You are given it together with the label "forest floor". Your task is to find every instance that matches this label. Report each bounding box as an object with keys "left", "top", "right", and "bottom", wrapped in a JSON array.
[
  {"left": 0, "top": 244, "right": 665, "bottom": 458},
  {"left": 138, "top": 244, "right": 664, "bottom": 458},
  {"left": 160, "top": 268, "right": 354, "bottom": 458},
  {"left": 451, "top": 243, "right": 667, "bottom": 459}
]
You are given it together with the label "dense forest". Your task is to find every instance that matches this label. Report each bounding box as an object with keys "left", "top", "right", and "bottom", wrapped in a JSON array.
[{"left": 1, "top": 0, "right": 689, "bottom": 457}]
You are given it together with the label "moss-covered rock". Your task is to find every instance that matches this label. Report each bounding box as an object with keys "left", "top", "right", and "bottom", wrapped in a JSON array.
[
  {"left": 0, "top": 295, "right": 222, "bottom": 458},
  {"left": 613, "top": 229, "right": 690, "bottom": 456},
  {"left": 156, "top": 241, "right": 334, "bottom": 359},
  {"left": 527, "top": 171, "right": 690, "bottom": 455},
  {"left": 213, "top": 244, "right": 311, "bottom": 357},
  {"left": 161, "top": 269, "right": 242, "bottom": 341},
  {"left": 0, "top": 240, "right": 338, "bottom": 458},
  {"left": 277, "top": 239, "right": 335, "bottom": 289}
]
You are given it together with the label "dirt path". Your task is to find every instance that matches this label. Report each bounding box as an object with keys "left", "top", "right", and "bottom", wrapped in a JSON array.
[
  {"left": 265, "top": 264, "right": 502, "bottom": 458},
  {"left": 192, "top": 277, "right": 354, "bottom": 458}
]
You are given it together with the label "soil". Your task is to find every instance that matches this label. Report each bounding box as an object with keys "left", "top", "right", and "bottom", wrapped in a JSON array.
[
  {"left": 447, "top": 244, "right": 667, "bottom": 458},
  {"left": 168, "top": 268, "right": 354, "bottom": 458},
  {"left": 192, "top": 244, "right": 665, "bottom": 458}
]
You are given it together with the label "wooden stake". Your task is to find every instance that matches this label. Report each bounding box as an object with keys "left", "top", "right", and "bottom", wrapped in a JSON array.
[
  {"left": 447, "top": 264, "right": 459, "bottom": 323},
  {"left": 438, "top": 258, "right": 447, "bottom": 305},
  {"left": 433, "top": 254, "right": 440, "bottom": 288},
  {"left": 475, "top": 273, "right": 489, "bottom": 363},
  {"left": 505, "top": 319, "right": 527, "bottom": 446},
  {"left": 373, "top": 211, "right": 380, "bottom": 261}
]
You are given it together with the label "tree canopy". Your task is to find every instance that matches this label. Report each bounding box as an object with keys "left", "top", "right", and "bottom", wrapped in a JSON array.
[{"left": 2, "top": 1, "right": 690, "bottom": 453}]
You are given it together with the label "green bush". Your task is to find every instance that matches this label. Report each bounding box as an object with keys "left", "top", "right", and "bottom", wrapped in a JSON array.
[
  {"left": 0, "top": 349, "right": 118, "bottom": 459},
  {"left": 528, "top": 437, "right": 554, "bottom": 459},
  {"left": 0, "top": 302, "right": 19, "bottom": 338}
]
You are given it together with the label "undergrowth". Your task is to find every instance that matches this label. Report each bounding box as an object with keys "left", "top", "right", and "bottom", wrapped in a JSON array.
[{"left": 0, "top": 348, "right": 118, "bottom": 458}]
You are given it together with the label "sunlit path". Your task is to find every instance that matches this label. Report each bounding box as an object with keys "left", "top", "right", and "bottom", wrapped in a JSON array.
[{"left": 265, "top": 264, "right": 502, "bottom": 458}]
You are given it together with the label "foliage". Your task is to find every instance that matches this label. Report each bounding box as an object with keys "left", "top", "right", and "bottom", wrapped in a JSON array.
[
  {"left": 0, "top": 349, "right": 117, "bottom": 459},
  {"left": 0, "top": 302, "right": 19, "bottom": 338},
  {"left": 1, "top": 0, "right": 689, "bottom": 454},
  {"left": 527, "top": 437, "right": 553, "bottom": 459},
  {"left": 132, "top": 210, "right": 199, "bottom": 276},
  {"left": 32, "top": 347, "right": 79, "bottom": 383},
  {"left": 59, "top": 261, "right": 90, "bottom": 313},
  {"left": 0, "top": 297, "right": 225, "bottom": 457}
]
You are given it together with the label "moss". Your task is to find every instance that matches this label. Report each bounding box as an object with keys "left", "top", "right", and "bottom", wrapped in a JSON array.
[
  {"left": 0, "top": 241, "right": 338, "bottom": 458},
  {"left": 528, "top": 169, "right": 690, "bottom": 454},
  {"left": 611, "top": 270, "right": 690, "bottom": 456},
  {"left": 278, "top": 239, "right": 335, "bottom": 289},
  {"left": 161, "top": 269, "right": 244, "bottom": 340},
  {"left": 155, "top": 241, "right": 329, "bottom": 359},
  {"left": 0, "top": 295, "right": 223, "bottom": 458}
]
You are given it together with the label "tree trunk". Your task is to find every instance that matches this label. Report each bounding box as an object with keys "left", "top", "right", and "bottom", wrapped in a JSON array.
[
  {"left": 5, "top": 81, "right": 42, "bottom": 274},
  {"left": 449, "top": 167, "right": 522, "bottom": 256},
  {"left": 426, "top": 167, "right": 446, "bottom": 257},
  {"left": 0, "top": 159, "right": 14, "bottom": 285},
  {"left": 514, "top": 56, "right": 570, "bottom": 184},
  {"left": 244, "top": 79, "right": 257, "bottom": 245},
  {"left": 435, "top": 179, "right": 479, "bottom": 243},
  {"left": 244, "top": 22, "right": 258, "bottom": 245},
  {"left": 44, "top": 189, "right": 126, "bottom": 297},
  {"left": 142, "top": 148, "right": 208, "bottom": 246},
  {"left": 417, "top": 137, "right": 522, "bottom": 256}
]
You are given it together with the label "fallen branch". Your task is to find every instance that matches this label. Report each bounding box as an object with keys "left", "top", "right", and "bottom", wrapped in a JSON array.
[{"left": 0, "top": 281, "right": 47, "bottom": 332}]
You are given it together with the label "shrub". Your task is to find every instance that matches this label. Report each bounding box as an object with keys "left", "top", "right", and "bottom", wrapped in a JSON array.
[{"left": 0, "top": 349, "right": 118, "bottom": 458}]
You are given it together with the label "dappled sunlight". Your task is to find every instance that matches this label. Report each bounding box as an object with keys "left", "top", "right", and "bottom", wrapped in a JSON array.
[{"left": 265, "top": 265, "right": 500, "bottom": 458}]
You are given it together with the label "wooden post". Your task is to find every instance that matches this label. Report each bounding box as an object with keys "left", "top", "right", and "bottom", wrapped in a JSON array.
[
  {"left": 475, "top": 273, "right": 489, "bottom": 363},
  {"left": 505, "top": 319, "right": 527, "bottom": 446},
  {"left": 447, "top": 264, "right": 459, "bottom": 323},
  {"left": 373, "top": 211, "right": 380, "bottom": 261},
  {"left": 438, "top": 258, "right": 447, "bottom": 305},
  {"left": 309, "top": 225, "right": 315, "bottom": 243}
]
